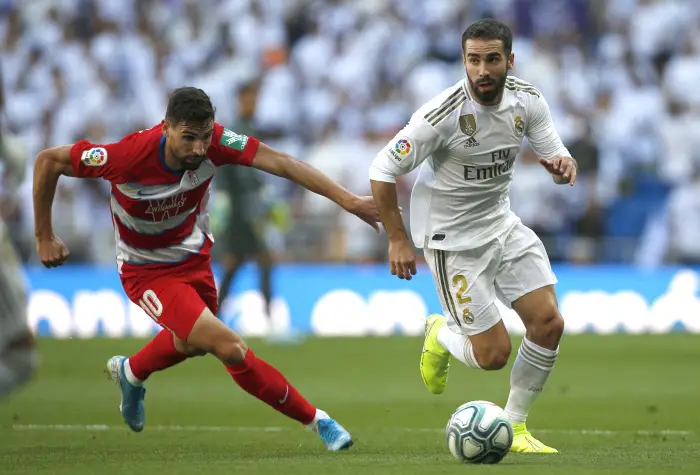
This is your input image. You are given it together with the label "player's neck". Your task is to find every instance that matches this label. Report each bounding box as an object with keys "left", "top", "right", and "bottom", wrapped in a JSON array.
[{"left": 163, "top": 147, "right": 184, "bottom": 172}]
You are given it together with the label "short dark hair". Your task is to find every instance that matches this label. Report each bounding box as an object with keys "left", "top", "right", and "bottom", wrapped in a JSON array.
[
  {"left": 462, "top": 18, "right": 513, "bottom": 55},
  {"left": 165, "top": 87, "right": 215, "bottom": 124}
]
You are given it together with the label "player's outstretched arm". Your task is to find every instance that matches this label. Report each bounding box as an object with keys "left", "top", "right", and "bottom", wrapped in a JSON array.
[
  {"left": 250, "top": 142, "right": 380, "bottom": 231},
  {"left": 32, "top": 145, "right": 74, "bottom": 267},
  {"left": 370, "top": 179, "right": 417, "bottom": 280},
  {"left": 367, "top": 115, "right": 442, "bottom": 280}
]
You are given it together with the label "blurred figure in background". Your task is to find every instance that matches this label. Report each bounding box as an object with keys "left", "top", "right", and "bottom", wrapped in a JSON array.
[
  {"left": 0, "top": 70, "right": 37, "bottom": 399},
  {"left": 216, "top": 81, "right": 281, "bottom": 335},
  {"left": 3, "top": 0, "right": 700, "bottom": 266}
]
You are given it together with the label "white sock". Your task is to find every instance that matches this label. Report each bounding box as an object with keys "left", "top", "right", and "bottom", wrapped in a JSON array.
[
  {"left": 504, "top": 337, "right": 558, "bottom": 424},
  {"left": 307, "top": 408, "right": 330, "bottom": 430},
  {"left": 124, "top": 359, "right": 143, "bottom": 386},
  {"left": 437, "top": 325, "right": 481, "bottom": 369}
]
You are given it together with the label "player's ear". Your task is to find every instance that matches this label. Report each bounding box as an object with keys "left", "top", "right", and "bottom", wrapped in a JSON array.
[
  {"left": 161, "top": 120, "right": 169, "bottom": 137},
  {"left": 508, "top": 53, "right": 515, "bottom": 70}
]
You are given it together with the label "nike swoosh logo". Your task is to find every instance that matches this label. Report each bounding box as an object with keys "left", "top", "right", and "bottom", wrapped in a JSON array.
[
  {"left": 137, "top": 189, "right": 164, "bottom": 197},
  {"left": 279, "top": 385, "right": 289, "bottom": 405},
  {"left": 526, "top": 436, "right": 542, "bottom": 451}
]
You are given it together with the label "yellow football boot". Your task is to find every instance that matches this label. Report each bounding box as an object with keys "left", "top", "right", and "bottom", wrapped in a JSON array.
[
  {"left": 420, "top": 314, "right": 451, "bottom": 394},
  {"left": 510, "top": 423, "right": 559, "bottom": 454}
]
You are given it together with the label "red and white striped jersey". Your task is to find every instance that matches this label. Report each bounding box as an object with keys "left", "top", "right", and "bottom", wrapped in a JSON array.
[{"left": 69, "top": 123, "right": 260, "bottom": 276}]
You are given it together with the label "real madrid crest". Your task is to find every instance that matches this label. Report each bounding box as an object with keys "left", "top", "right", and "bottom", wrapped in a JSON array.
[
  {"left": 514, "top": 115, "right": 524, "bottom": 137},
  {"left": 459, "top": 114, "right": 477, "bottom": 137}
]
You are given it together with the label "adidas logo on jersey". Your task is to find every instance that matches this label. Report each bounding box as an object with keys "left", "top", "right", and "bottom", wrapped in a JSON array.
[{"left": 464, "top": 136, "right": 480, "bottom": 148}]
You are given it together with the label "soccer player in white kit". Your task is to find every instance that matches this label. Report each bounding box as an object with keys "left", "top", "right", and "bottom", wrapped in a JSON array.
[{"left": 369, "top": 19, "right": 577, "bottom": 454}]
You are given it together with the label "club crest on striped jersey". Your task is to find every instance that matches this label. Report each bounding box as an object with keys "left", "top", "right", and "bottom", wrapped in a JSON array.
[
  {"left": 514, "top": 115, "right": 524, "bottom": 137},
  {"left": 459, "top": 114, "right": 477, "bottom": 136},
  {"left": 187, "top": 170, "right": 199, "bottom": 187},
  {"left": 144, "top": 193, "right": 186, "bottom": 223}
]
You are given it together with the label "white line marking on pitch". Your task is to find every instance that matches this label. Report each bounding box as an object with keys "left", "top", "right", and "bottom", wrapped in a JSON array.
[{"left": 9, "top": 424, "right": 694, "bottom": 436}]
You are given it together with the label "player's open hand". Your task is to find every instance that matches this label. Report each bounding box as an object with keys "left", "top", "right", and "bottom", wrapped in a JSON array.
[
  {"left": 36, "top": 235, "right": 70, "bottom": 268},
  {"left": 345, "top": 195, "right": 382, "bottom": 233},
  {"left": 538, "top": 155, "right": 577, "bottom": 186},
  {"left": 388, "top": 238, "right": 417, "bottom": 280}
]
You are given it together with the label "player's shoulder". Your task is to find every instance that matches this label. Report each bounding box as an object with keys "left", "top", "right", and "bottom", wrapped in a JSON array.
[
  {"left": 72, "top": 124, "right": 162, "bottom": 178},
  {"left": 114, "top": 124, "right": 163, "bottom": 169},
  {"left": 120, "top": 124, "right": 163, "bottom": 151},
  {"left": 418, "top": 79, "right": 469, "bottom": 129},
  {"left": 503, "top": 76, "right": 542, "bottom": 103}
]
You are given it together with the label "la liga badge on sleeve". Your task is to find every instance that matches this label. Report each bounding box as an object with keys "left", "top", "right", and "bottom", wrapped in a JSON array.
[{"left": 81, "top": 147, "right": 108, "bottom": 166}]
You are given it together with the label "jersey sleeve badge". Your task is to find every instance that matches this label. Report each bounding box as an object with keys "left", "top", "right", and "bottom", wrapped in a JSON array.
[
  {"left": 220, "top": 128, "right": 249, "bottom": 151},
  {"left": 81, "top": 147, "right": 108, "bottom": 166},
  {"left": 388, "top": 137, "right": 414, "bottom": 163}
]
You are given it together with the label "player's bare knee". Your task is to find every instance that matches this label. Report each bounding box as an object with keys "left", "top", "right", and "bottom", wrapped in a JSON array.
[
  {"left": 173, "top": 336, "right": 206, "bottom": 357},
  {"left": 529, "top": 309, "right": 564, "bottom": 348},
  {"left": 212, "top": 332, "right": 248, "bottom": 366}
]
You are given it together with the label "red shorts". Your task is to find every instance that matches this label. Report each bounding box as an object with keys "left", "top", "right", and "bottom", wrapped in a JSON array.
[{"left": 121, "top": 256, "right": 218, "bottom": 340}]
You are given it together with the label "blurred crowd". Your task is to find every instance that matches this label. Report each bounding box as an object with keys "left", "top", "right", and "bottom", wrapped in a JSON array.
[{"left": 2, "top": 0, "right": 700, "bottom": 266}]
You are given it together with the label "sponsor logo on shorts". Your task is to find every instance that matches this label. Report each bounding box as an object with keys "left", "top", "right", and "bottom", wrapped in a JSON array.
[{"left": 81, "top": 147, "right": 108, "bottom": 166}]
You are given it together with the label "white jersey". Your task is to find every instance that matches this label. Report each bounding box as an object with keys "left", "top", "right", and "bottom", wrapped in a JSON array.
[{"left": 370, "top": 76, "right": 570, "bottom": 251}]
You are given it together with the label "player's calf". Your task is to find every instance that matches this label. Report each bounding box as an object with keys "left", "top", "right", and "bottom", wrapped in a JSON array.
[
  {"left": 527, "top": 310, "right": 564, "bottom": 350},
  {"left": 503, "top": 285, "right": 561, "bottom": 442},
  {"left": 512, "top": 284, "right": 563, "bottom": 351},
  {"left": 467, "top": 320, "right": 512, "bottom": 371},
  {"left": 474, "top": 346, "right": 510, "bottom": 370}
]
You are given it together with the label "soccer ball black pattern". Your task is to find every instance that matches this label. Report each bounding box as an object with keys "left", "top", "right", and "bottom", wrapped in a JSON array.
[{"left": 445, "top": 400, "right": 514, "bottom": 464}]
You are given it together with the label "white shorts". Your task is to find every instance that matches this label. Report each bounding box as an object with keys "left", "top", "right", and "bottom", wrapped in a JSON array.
[{"left": 424, "top": 221, "right": 557, "bottom": 336}]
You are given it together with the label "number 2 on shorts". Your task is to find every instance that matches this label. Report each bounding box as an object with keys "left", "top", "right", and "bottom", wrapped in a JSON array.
[
  {"left": 452, "top": 274, "right": 475, "bottom": 325},
  {"left": 139, "top": 289, "right": 163, "bottom": 321},
  {"left": 452, "top": 275, "right": 471, "bottom": 304}
]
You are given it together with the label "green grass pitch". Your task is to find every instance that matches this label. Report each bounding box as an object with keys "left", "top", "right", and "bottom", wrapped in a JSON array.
[{"left": 1, "top": 335, "right": 698, "bottom": 474}]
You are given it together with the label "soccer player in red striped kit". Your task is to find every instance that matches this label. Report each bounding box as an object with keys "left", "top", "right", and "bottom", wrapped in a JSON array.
[{"left": 32, "top": 87, "right": 380, "bottom": 450}]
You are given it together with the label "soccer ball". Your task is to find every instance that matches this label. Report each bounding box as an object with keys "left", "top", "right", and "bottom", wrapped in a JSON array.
[{"left": 445, "top": 400, "right": 514, "bottom": 464}]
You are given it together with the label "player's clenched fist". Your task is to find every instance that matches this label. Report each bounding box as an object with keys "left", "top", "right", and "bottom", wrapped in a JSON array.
[
  {"left": 538, "top": 155, "right": 578, "bottom": 186},
  {"left": 36, "top": 236, "right": 69, "bottom": 268},
  {"left": 389, "top": 239, "right": 417, "bottom": 280}
]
